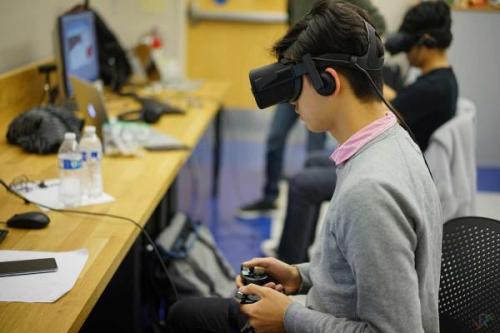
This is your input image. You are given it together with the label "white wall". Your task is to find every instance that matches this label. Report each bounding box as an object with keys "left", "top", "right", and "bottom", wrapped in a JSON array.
[
  {"left": 448, "top": 11, "right": 500, "bottom": 167},
  {"left": 372, "top": 0, "right": 418, "bottom": 33},
  {"left": 0, "top": 0, "right": 186, "bottom": 74}
]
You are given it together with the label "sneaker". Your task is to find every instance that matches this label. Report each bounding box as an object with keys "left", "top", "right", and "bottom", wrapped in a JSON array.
[{"left": 237, "top": 199, "right": 277, "bottom": 219}]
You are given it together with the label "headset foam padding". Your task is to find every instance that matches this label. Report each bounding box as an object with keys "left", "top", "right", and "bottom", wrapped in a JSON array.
[{"left": 317, "top": 72, "right": 336, "bottom": 96}]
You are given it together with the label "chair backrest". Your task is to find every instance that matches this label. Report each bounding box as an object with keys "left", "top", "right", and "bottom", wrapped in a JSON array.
[
  {"left": 425, "top": 98, "right": 477, "bottom": 220},
  {"left": 439, "top": 216, "right": 500, "bottom": 333}
]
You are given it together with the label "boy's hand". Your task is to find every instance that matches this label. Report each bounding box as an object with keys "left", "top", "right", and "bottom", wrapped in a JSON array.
[{"left": 239, "top": 284, "right": 293, "bottom": 333}]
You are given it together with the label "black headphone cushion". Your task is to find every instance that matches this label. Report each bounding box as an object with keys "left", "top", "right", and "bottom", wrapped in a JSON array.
[{"left": 317, "top": 72, "right": 336, "bottom": 96}]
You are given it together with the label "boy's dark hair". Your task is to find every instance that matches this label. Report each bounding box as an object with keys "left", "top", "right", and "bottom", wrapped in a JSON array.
[
  {"left": 399, "top": 1, "right": 452, "bottom": 49},
  {"left": 287, "top": 0, "right": 387, "bottom": 35},
  {"left": 273, "top": 0, "right": 384, "bottom": 102}
]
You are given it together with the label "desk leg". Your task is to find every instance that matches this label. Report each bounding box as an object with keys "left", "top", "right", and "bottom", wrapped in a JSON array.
[
  {"left": 212, "top": 107, "right": 223, "bottom": 198},
  {"left": 144, "top": 181, "right": 177, "bottom": 239},
  {"left": 166, "top": 179, "right": 178, "bottom": 223}
]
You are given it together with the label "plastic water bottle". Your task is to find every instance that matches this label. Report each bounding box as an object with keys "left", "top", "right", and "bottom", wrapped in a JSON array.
[
  {"left": 58, "top": 132, "right": 82, "bottom": 207},
  {"left": 80, "top": 126, "right": 103, "bottom": 199}
]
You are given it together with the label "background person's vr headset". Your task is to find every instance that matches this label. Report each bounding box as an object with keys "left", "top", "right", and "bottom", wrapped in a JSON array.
[
  {"left": 384, "top": 31, "right": 439, "bottom": 55},
  {"left": 249, "top": 21, "right": 384, "bottom": 110}
]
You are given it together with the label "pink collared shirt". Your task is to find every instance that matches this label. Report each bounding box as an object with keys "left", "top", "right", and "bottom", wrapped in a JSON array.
[{"left": 330, "top": 112, "right": 397, "bottom": 165}]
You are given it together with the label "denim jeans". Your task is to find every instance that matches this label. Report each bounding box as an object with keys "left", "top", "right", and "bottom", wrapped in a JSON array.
[
  {"left": 277, "top": 152, "right": 337, "bottom": 264},
  {"left": 263, "top": 103, "right": 326, "bottom": 202}
]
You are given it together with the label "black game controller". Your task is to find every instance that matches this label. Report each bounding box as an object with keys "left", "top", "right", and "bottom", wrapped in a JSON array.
[
  {"left": 240, "top": 265, "right": 272, "bottom": 286},
  {"left": 235, "top": 265, "right": 271, "bottom": 305},
  {"left": 234, "top": 290, "right": 261, "bottom": 304}
]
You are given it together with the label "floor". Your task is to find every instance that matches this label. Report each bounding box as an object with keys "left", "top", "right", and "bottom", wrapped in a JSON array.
[{"left": 176, "top": 109, "right": 500, "bottom": 272}]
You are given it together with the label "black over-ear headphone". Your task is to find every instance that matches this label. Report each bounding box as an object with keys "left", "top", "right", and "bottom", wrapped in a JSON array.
[
  {"left": 318, "top": 71, "right": 336, "bottom": 96},
  {"left": 301, "top": 53, "right": 337, "bottom": 96},
  {"left": 304, "top": 21, "right": 384, "bottom": 97}
]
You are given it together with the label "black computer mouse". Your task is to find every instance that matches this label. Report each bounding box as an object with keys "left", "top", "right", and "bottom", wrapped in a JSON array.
[{"left": 7, "top": 211, "right": 50, "bottom": 229}]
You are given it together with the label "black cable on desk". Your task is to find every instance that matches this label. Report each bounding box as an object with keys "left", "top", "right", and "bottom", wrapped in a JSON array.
[{"left": 0, "top": 178, "right": 179, "bottom": 303}]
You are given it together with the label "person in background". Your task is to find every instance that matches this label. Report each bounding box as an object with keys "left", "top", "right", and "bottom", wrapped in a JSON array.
[
  {"left": 166, "top": 1, "right": 442, "bottom": 332},
  {"left": 238, "top": 0, "right": 386, "bottom": 217},
  {"left": 385, "top": 0, "right": 457, "bottom": 151},
  {"left": 275, "top": 0, "right": 456, "bottom": 264}
]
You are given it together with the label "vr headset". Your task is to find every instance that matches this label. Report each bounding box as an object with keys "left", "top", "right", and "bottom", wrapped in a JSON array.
[
  {"left": 384, "top": 32, "right": 419, "bottom": 55},
  {"left": 384, "top": 31, "right": 440, "bottom": 56},
  {"left": 249, "top": 21, "right": 384, "bottom": 109}
]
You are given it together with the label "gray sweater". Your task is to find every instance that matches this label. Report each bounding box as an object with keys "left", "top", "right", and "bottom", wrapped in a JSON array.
[{"left": 284, "top": 125, "right": 443, "bottom": 333}]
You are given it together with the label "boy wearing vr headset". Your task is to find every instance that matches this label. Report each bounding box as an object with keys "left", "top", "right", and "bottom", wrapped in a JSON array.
[
  {"left": 276, "top": 0, "right": 457, "bottom": 265},
  {"left": 167, "top": 1, "right": 442, "bottom": 332}
]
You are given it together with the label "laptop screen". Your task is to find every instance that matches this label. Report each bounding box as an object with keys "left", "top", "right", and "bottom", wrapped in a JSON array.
[{"left": 58, "top": 11, "right": 100, "bottom": 97}]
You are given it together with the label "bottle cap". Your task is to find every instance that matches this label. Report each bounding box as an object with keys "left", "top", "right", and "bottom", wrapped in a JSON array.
[
  {"left": 64, "top": 132, "right": 76, "bottom": 140},
  {"left": 84, "top": 126, "right": 96, "bottom": 134}
]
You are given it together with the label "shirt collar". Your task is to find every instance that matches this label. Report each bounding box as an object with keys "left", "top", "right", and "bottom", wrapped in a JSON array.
[{"left": 330, "top": 112, "right": 397, "bottom": 165}]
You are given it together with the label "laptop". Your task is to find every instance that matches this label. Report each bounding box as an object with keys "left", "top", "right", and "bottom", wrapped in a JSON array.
[
  {"left": 70, "top": 76, "right": 186, "bottom": 151},
  {"left": 70, "top": 76, "right": 108, "bottom": 142}
]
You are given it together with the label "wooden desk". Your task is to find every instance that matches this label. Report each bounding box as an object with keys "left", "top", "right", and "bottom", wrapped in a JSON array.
[{"left": 0, "top": 80, "right": 229, "bottom": 333}]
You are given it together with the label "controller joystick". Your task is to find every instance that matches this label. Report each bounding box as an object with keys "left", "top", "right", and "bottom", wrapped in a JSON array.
[
  {"left": 234, "top": 290, "right": 260, "bottom": 304},
  {"left": 240, "top": 265, "right": 271, "bottom": 286}
]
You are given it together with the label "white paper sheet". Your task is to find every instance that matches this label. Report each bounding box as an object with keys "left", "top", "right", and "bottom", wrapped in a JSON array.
[
  {"left": 0, "top": 249, "right": 89, "bottom": 303},
  {"left": 14, "top": 178, "right": 114, "bottom": 211}
]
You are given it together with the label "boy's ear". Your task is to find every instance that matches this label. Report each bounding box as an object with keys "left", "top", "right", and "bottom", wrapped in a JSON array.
[{"left": 324, "top": 67, "right": 340, "bottom": 97}]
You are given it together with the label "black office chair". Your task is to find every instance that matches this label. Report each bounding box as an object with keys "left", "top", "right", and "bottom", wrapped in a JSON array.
[{"left": 439, "top": 216, "right": 500, "bottom": 333}]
